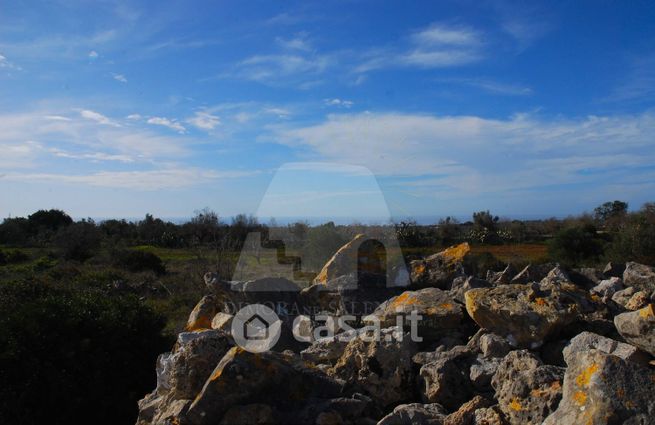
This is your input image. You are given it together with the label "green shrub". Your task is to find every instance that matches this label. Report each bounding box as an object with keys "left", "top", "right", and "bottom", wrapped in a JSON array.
[
  {"left": 0, "top": 281, "right": 171, "bottom": 425},
  {"left": 111, "top": 249, "right": 166, "bottom": 275},
  {"left": 548, "top": 224, "right": 606, "bottom": 266},
  {"left": 55, "top": 221, "right": 102, "bottom": 262}
]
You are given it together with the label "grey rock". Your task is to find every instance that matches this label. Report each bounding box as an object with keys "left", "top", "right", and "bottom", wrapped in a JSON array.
[
  {"left": 543, "top": 349, "right": 655, "bottom": 425},
  {"left": 409, "top": 243, "right": 470, "bottom": 289},
  {"left": 329, "top": 328, "right": 418, "bottom": 407},
  {"left": 377, "top": 403, "right": 447, "bottom": 425},
  {"left": 590, "top": 277, "right": 623, "bottom": 299},
  {"left": 491, "top": 350, "right": 564, "bottom": 425},
  {"left": 623, "top": 262, "right": 655, "bottom": 292},
  {"left": 450, "top": 276, "right": 491, "bottom": 303},
  {"left": 470, "top": 355, "right": 501, "bottom": 392},
  {"left": 366, "top": 288, "right": 463, "bottom": 340},
  {"left": 219, "top": 404, "right": 275, "bottom": 425},
  {"left": 419, "top": 345, "right": 475, "bottom": 410},
  {"left": 611, "top": 286, "right": 637, "bottom": 308},
  {"left": 479, "top": 333, "right": 511, "bottom": 359},
  {"left": 562, "top": 331, "right": 650, "bottom": 365},
  {"left": 614, "top": 304, "right": 655, "bottom": 356}
]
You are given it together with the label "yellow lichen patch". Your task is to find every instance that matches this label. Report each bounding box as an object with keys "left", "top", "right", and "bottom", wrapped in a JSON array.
[
  {"left": 440, "top": 302, "right": 454, "bottom": 310},
  {"left": 531, "top": 380, "right": 561, "bottom": 398},
  {"left": 464, "top": 290, "right": 480, "bottom": 317},
  {"left": 185, "top": 316, "right": 213, "bottom": 332},
  {"left": 573, "top": 390, "right": 587, "bottom": 406},
  {"left": 390, "top": 292, "right": 418, "bottom": 309},
  {"left": 638, "top": 304, "right": 654, "bottom": 318},
  {"left": 508, "top": 398, "right": 523, "bottom": 411},
  {"left": 441, "top": 242, "right": 470, "bottom": 265},
  {"left": 576, "top": 363, "right": 599, "bottom": 388},
  {"left": 413, "top": 263, "right": 426, "bottom": 276},
  {"left": 208, "top": 367, "right": 223, "bottom": 382},
  {"left": 533, "top": 297, "right": 548, "bottom": 307}
]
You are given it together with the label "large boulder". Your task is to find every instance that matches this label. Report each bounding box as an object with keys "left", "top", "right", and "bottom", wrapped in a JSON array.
[
  {"left": 562, "top": 331, "right": 650, "bottom": 365},
  {"left": 186, "top": 348, "right": 343, "bottom": 425},
  {"left": 614, "top": 304, "right": 655, "bottom": 356},
  {"left": 329, "top": 328, "right": 418, "bottom": 407},
  {"left": 313, "top": 234, "right": 366, "bottom": 285},
  {"left": 419, "top": 346, "right": 475, "bottom": 411},
  {"left": 136, "top": 330, "right": 233, "bottom": 425},
  {"left": 185, "top": 295, "right": 218, "bottom": 331},
  {"left": 464, "top": 284, "right": 581, "bottom": 348},
  {"left": 623, "top": 262, "right": 655, "bottom": 292},
  {"left": 491, "top": 350, "right": 564, "bottom": 425},
  {"left": 409, "top": 243, "right": 470, "bottom": 289},
  {"left": 543, "top": 349, "right": 655, "bottom": 424},
  {"left": 365, "top": 288, "right": 464, "bottom": 340},
  {"left": 449, "top": 276, "right": 491, "bottom": 303}
]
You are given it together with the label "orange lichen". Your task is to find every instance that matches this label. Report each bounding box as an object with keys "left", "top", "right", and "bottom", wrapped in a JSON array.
[
  {"left": 413, "top": 263, "right": 426, "bottom": 276},
  {"left": 533, "top": 297, "right": 547, "bottom": 306},
  {"left": 509, "top": 398, "right": 523, "bottom": 411},
  {"left": 531, "top": 380, "right": 561, "bottom": 398},
  {"left": 185, "top": 316, "right": 212, "bottom": 331},
  {"left": 440, "top": 303, "right": 453, "bottom": 310},
  {"left": 441, "top": 242, "right": 470, "bottom": 264},
  {"left": 573, "top": 391, "right": 587, "bottom": 406},
  {"left": 638, "top": 304, "right": 654, "bottom": 318},
  {"left": 390, "top": 292, "right": 417, "bottom": 308},
  {"left": 576, "top": 363, "right": 599, "bottom": 388}
]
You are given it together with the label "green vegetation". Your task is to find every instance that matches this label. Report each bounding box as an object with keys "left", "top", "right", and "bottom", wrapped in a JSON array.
[
  {"left": 0, "top": 201, "right": 653, "bottom": 423},
  {"left": 0, "top": 280, "right": 171, "bottom": 425}
]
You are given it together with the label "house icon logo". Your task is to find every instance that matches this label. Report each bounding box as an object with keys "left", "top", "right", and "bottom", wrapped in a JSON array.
[
  {"left": 232, "top": 304, "right": 281, "bottom": 353},
  {"left": 243, "top": 314, "right": 270, "bottom": 340}
]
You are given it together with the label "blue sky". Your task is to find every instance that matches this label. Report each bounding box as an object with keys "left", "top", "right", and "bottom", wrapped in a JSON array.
[{"left": 1, "top": 0, "right": 654, "bottom": 222}]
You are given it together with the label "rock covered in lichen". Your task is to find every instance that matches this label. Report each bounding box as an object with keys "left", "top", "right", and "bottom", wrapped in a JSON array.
[
  {"left": 409, "top": 243, "right": 470, "bottom": 289},
  {"left": 614, "top": 303, "right": 655, "bottom": 356},
  {"left": 543, "top": 349, "right": 655, "bottom": 424}
]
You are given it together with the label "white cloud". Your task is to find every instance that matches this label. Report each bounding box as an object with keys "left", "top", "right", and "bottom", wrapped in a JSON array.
[
  {"left": 44, "top": 115, "right": 72, "bottom": 121},
  {"left": 356, "top": 23, "right": 484, "bottom": 73},
  {"left": 146, "top": 116, "right": 186, "bottom": 133},
  {"left": 324, "top": 98, "right": 354, "bottom": 108},
  {"left": 263, "top": 107, "right": 292, "bottom": 118},
  {"left": 1, "top": 168, "right": 257, "bottom": 190},
  {"left": 48, "top": 148, "right": 134, "bottom": 163},
  {"left": 88, "top": 50, "right": 99, "bottom": 59},
  {"left": 126, "top": 113, "right": 142, "bottom": 120},
  {"left": 276, "top": 33, "right": 312, "bottom": 51},
  {"left": 186, "top": 111, "right": 221, "bottom": 130},
  {"left": 112, "top": 73, "right": 128, "bottom": 83},
  {"left": 411, "top": 24, "right": 480, "bottom": 47},
  {"left": 437, "top": 78, "right": 533, "bottom": 96},
  {"left": 80, "top": 109, "right": 119, "bottom": 126},
  {"left": 0, "top": 109, "right": 190, "bottom": 169},
  {"left": 276, "top": 111, "right": 655, "bottom": 196},
  {"left": 0, "top": 53, "right": 21, "bottom": 70}
]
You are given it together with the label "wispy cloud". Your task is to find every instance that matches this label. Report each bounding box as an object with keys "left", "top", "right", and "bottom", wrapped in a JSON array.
[
  {"left": 112, "top": 73, "right": 128, "bottom": 83},
  {"left": 276, "top": 33, "right": 312, "bottom": 51},
  {"left": 604, "top": 54, "right": 655, "bottom": 103},
  {"left": 436, "top": 78, "right": 533, "bottom": 96},
  {"left": 80, "top": 109, "right": 120, "bottom": 126},
  {"left": 187, "top": 111, "right": 221, "bottom": 130},
  {"left": 356, "top": 23, "right": 483, "bottom": 72},
  {"left": 324, "top": 98, "right": 354, "bottom": 108},
  {"left": 146, "top": 116, "right": 186, "bottom": 133},
  {"left": 0, "top": 53, "right": 21, "bottom": 71},
  {"left": 276, "top": 111, "right": 655, "bottom": 198},
  {"left": 2, "top": 168, "right": 258, "bottom": 190}
]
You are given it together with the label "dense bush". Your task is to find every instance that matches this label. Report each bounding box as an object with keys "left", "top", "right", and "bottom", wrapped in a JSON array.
[
  {"left": 604, "top": 210, "right": 655, "bottom": 265},
  {"left": 548, "top": 224, "right": 606, "bottom": 266},
  {"left": 111, "top": 249, "right": 166, "bottom": 275},
  {"left": 55, "top": 220, "right": 102, "bottom": 261},
  {"left": 0, "top": 281, "right": 170, "bottom": 425},
  {"left": 0, "top": 249, "right": 29, "bottom": 265}
]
